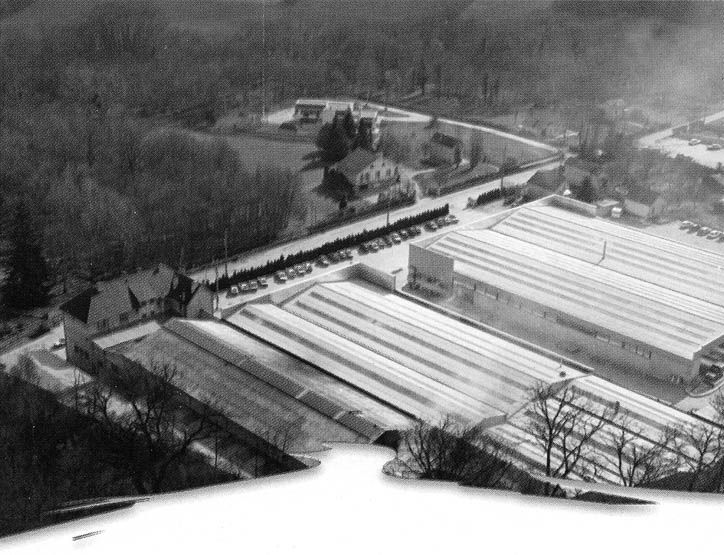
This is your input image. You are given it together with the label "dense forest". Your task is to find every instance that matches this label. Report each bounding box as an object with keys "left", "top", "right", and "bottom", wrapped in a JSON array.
[{"left": 1, "top": 0, "right": 723, "bottom": 292}]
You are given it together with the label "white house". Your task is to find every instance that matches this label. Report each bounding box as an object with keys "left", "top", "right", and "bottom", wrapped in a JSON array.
[
  {"left": 333, "top": 148, "right": 400, "bottom": 196},
  {"left": 59, "top": 263, "right": 213, "bottom": 374}
]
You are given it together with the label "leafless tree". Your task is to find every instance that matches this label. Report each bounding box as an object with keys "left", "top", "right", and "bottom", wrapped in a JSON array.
[
  {"left": 528, "top": 382, "right": 613, "bottom": 493},
  {"left": 677, "top": 421, "right": 722, "bottom": 492},
  {"left": 611, "top": 415, "right": 681, "bottom": 487},
  {"left": 82, "top": 361, "right": 217, "bottom": 494},
  {"left": 400, "top": 415, "right": 513, "bottom": 487}
]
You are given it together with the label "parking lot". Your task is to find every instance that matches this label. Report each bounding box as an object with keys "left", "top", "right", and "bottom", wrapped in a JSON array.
[{"left": 215, "top": 213, "right": 463, "bottom": 314}]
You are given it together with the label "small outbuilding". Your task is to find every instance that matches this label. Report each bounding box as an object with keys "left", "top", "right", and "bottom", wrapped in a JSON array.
[{"left": 428, "top": 132, "right": 463, "bottom": 165}]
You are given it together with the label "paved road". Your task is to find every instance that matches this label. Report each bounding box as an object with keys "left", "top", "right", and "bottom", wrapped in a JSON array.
[
  {"left": 190, "top": 163, "right": 558, "bottom": 289},
  {"left": 0, "top": 324, "right": 65, "bottom": 369},
  {"left": 366, "top": 102, "right": 560, "bottom": 153}
]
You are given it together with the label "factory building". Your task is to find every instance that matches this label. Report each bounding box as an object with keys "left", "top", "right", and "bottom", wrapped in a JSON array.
[{"left": 409, "top": 196, "right": 724, "bottom": 384}]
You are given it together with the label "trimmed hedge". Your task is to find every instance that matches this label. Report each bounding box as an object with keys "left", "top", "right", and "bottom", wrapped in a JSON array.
[
  {"left": 474, "top": 185, "right": 522, "bottom": 207},
  {"left": 214, "top": 204, "right": 449, "bottom": 289}
]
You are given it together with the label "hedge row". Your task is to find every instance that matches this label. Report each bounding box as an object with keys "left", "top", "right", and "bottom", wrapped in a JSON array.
[
  {"left": 473, "top": 185, "right": 522, "bottom": 207},
  {"left": 213, "top": 204, "right": 450, "bottom": 289}
]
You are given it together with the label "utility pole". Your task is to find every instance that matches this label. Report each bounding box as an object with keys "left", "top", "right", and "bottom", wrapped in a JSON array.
[
  {"left": 499, "top": 143, "right": 507, "bottom": 196},
  {"left": 214, "top": 262, "right": 219, "bottom": 311},
  {"left": 224, "top": 228, "right": 229, "bottom": 278},
  {"left": 261, "top": 0, "right": 267, "bottom": 121}
]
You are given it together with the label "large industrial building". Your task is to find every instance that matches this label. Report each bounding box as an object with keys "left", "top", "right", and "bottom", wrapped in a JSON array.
[
  {"left": 409, "top": 196, "right": 724, "bottom": 384},
  {"left": 226, "top": 266, "right": 706, "bottom": 484}
]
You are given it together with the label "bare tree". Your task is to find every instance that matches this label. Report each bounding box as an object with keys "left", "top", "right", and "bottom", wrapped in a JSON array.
[
  {"left": 528, "top": 382, "right": 613, "bottom": 493},
  {"left": 83, "top": 361, "right": 217, "bottom": 494},
  {"left": 678, "top": 420, "right": 723, "bottom": 492},
  {"left": 400, "top": 415, "right": 513, "bottom": 487},
  {"left": 611, "top": 415, "right": 681, "bottom": 487}
]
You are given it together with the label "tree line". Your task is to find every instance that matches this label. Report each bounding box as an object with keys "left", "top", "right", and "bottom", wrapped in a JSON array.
[{"left": 214, "top": 204, "right": 449, "bottom": 289}]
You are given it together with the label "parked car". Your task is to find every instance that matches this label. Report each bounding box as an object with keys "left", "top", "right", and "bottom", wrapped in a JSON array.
[
  {"left": 689, "top": 222, "right": 701, "bottom": 232},
  {"left": 304, "top": 262, "right": 313, "bottom": 273},
  {"left": 390, "top": 233, "right": 402, "bottom": 244},
  {"left": 368, "top": 241, "right": 379, "bottom": 252},
  {"left": 399, "top": 229, "right": 409, "bottom": 239},
  {"left": 679, "top": 220, "right": 693, "bottom": 230},
  {"left": 697, "top": 226, "right": 712, "bottom": 236},
  {"left": 424, "top": 221, "right": 438, "bottom": 232},
  {"left": 689, "top": 138, "right": 701, "bottom": 146},
  {"left": 258, "top": 277, "right": 268, "bottom": 288},
  {"left": 410, "top": 225, "right": 422, "bottom": 236},
  {"left": 382, "top": 235, "right": 393, "bottom": 247},
  {"left": 337, "top": 250, "right": 347, "bottom": 260},
  {"left": 294, "top": 264, "right": 305, "bottom": 275},
  {"left": 436, "top": 217, "right": 447, "bottom": 227},
  {"left": 275, "top": 270, "right": 287, "bottom": 282},
  {"left": 240, "top": 282, "right": 250, "bottom": 292},
  {"left": 708, "top": 230, "right": 722, "bottom": 240},
  {"left": 317, "top": 255, "right": 330, "bottom": 267},
  {"left": 248, "top": 280, "right": 259, "bottom": 292},
  {"left": 344, "top": 248, "right": 353, "bottom": 259},
  {"left": 445, "top": 214, "right": 459, "bottom": 225},
  {"left": 228, "top": 285, "right": 240, "bottom": 296},
  {"left": 52, "top": 337, "right": 67, "bottom": 350},
  {"left": 708, "top": 143, "right": 723, "bottom": 151}
]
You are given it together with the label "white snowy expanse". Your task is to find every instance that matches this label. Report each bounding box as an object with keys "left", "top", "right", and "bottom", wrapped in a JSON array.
[{"left": 1, "top": 443, "right": 723, "bottom": 555}]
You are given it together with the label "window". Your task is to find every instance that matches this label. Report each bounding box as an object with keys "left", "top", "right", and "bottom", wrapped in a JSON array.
[
  {"left": 386, "top": 168, "right": 391, "bottom": 177},
  {"left": 365, "top": 172, "right": 370, "bottom": 182},
  {"left": 375, "top": 170, "right": 380, "bottom": 181}
]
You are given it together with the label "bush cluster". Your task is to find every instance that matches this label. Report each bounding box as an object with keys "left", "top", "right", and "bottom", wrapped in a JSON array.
[{"left": 215, "top": 204, "right": 449, "bottom": 289}]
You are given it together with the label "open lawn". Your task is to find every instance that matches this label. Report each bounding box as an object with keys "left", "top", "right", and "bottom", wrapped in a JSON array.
[{"left": 194, "top": 131, "right": 337, "bottom": 231}]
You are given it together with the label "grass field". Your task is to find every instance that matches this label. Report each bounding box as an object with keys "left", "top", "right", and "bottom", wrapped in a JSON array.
[{"left": 192, "top": 131, "right": 337, "bottom": 231}]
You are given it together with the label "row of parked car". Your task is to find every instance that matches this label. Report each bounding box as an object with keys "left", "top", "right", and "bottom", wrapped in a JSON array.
[
  {"left": 226, "top": 213, "right": 460, "bottom": 297},
  {"left": 679, "top": 220, "right": 724, "bottom": 241},
  {"left": 688, "top": 138, "right": 723, "bottom": 150},
  {"left": 228, "top": 276, "right": 269, "bottom": 296}
]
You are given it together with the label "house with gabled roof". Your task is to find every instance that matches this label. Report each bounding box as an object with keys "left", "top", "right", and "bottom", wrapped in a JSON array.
[
  {"left": 59, "top": 263, "right": 212, "bottom": 373},
  {"left": 332, "top": 147, "right": 400, "bottom": 196}
]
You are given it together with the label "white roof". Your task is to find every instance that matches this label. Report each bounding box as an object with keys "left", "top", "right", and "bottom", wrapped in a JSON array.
[
  {"left": 230, "top": 279, "right": 586, "bottom": 425},
  {"left": 427, "top": 204, "right": 724, "bottom": 360}
]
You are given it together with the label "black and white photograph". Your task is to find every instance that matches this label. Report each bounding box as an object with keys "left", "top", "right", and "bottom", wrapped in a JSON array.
[{"left": 2, "top": 0, "right": 724, "bottom": 552}]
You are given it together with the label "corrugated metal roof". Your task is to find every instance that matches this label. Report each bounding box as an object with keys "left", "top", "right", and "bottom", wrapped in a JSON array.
[
  {"left": 116, "top": 327, "right": 363, "bottom": 453},
  {"left": 230, "top": 280, "right": 584, "bottom": 426},
  {"left": 430, "top": 229, "right": 724, "bottom": 359},
  {"left": 499, "top": 205, "right": 724, "bottom": 307},
  {"left": 489, "top": 375, "right": 706, "bottom": 485}
]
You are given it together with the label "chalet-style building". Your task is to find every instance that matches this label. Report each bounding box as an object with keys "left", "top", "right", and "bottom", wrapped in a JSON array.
[
  {"left": 59, "top": 263, "right": 213, "bottom": 374},
  {"left": 332, "top": 148, "right": 400, "bottom": 196}
]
